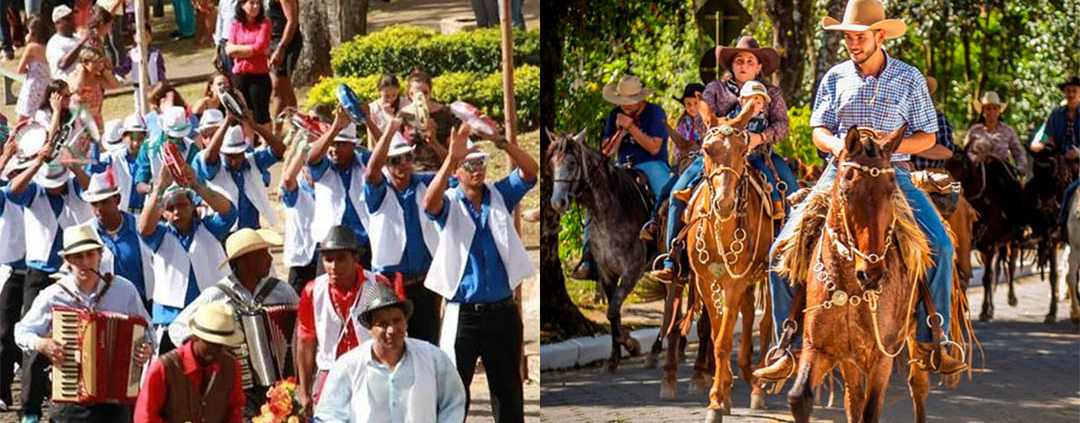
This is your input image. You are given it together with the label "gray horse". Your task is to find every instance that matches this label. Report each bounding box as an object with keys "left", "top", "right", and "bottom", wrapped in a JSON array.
[{"left": 549, "top": 129, "right": 657, "bottom": 373}]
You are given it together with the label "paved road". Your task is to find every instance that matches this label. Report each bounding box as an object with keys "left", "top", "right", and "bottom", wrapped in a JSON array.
[{"left": 540, "top": 275, "right": 1080, "bottom": 422}]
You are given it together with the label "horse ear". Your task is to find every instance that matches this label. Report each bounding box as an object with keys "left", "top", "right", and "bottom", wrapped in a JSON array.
[
  {"left": 545, "top": 127, "right": 558, "bottom": 143},
  {"left": 696, "top": 92, "right": 717, "bottom": 129},
  {"left": 843, "top": 126, "right": 862, "bottom": 157},
  {"left": 882, "top": 124, "right": 907, "bottom": 156},
  {"left": 572, "top": 127, "right": 588, "bottom": 144}
]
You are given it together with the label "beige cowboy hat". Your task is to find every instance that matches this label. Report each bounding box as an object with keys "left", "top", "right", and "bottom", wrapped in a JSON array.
[
  {"left": 188, "top": 302, "right": 245, "bottom": 346},
  {"left": 973, "top": 91, "right": 1008, "bottom": 114},
  {"left": 715, "top": 36, "right": 780, "bottom": 77},
  {"left": 924, "top": 76, "right": 938, "bottom": 96},
  {"left": 58, "top": 224, "right": 103, "bottom": 258},
  {"left": 822, "top": 0, "right": 907, "bottom": 40},
  {"left": 220, "top": 228, "right": 283, "bottom": 268},
  {"left": 602, "top": 75, "right": 655, "bottom": 106}
]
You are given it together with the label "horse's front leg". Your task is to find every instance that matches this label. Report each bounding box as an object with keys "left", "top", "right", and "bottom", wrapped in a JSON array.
[
  {"left": 979, "top": 249, "right": 996, "bottom": 321},
  {"left": 838, "top": 361, "right": 865, "bottom": 423},
  {"left": 787, "top": 347, "right": 835, "bottom": 423},
  {"left": 691, "top": 302, "right": 713, "bottom": 397},
  {"left": 1006, "top": 244, "right": 1019, "bottom": 307},
  {"left": 659, "top": 280, "right": 683, "bottom": 399},
  {"left": 861, "top": 355, "right": 895, "bottom": 423},
  {"left": 1046, "top": 244, "right": 1060, "bottom": 324},
  {"left": 648, "top": 280, "right": 672, "bottom": 369},
  {"left": 704, "top": 282, "right": 742, "bottom": 423},
  {"left": 1067, "top": 238, "right": 1080, "bottom": 324}
]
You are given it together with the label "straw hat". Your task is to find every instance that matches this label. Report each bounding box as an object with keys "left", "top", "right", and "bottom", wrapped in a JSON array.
[
  {"left": 219, "top": 228, "right": 283, "bottom": 268},
  {"left": 715, "top": 36, "right": 780, "bottom": 77},
  {"left": 80, "top": 170, "right": 121, "bottom": 203},
  {"left": 924, "top": 76, "right": 938, "bottom": 96},
  {"left": 58, "top": 224, "right": 103, "bottom": 257},
  {"left": 602, "top": 75, "right": 655, "bottom": 106},
  {"left": 973, "top": 91, "right": 1007, "bottom": 114},
  {"left": 822, "top": 0, "right": 907, "bottom": 40},
  {"left": 739, "top": 80, "right": 772, "bottom": 103},
  {"left": 188, "top": 303, "right": 244, "bottom": 346}
]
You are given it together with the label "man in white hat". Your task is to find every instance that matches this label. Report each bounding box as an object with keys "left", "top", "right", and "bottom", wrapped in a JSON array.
[
  {"left": 422, "top": 123, "right": 537, "bottom": 423},
  {"left": 134, "top": 106, "right": 200, "bottom": 191},
  {"left": 0, "top": 146, "right": 31, "bottom": 412},
  {"left": 90, "top": 113, "right": 149, "bottom": 214},
  {"left": 195, "top": 112, "right": 286, "bottom": 230},
  {"left": 46, "top": 5, "right": 79, "bottom": 82},
  {"left": 138, "top": 159, "right": 237, "bottom": 355},
  {"left": 167, "top": 228, "right": 299, "bottom": 419},
  {"left": 81, "top": 171, "right": 155, "bottom": 307},
  {"left": 364, "top": 118, "right": 442, "bottom": 344},
  {"left": 758, "top": 0, "right": 966, "bottom": 381},
  {"left": 314, "top": 278, "right": 466, "bottom": 423},
  {"left": 14, "top": 223, "right": 153, "bottom": 423},
  {"left": 134, "top": 302, "right": 246, "bottom": 423},
  {"left": 196, "top": 108, "right": 226, "bottom": 148},
  {"left": 306, "top": 106, "right": 374, "bottom": 267}
]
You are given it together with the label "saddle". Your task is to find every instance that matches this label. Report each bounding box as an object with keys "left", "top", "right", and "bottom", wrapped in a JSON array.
[
  {"left": 620, "top": 163, "right": 657, "bottom": 212},
  {"left": 911, "top": 169, "right": 961, "bottom": 217}
]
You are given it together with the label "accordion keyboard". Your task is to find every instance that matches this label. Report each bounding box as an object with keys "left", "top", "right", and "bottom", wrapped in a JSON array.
[{"left": 51, "top": 309, "right": 81, "bottom": 401}]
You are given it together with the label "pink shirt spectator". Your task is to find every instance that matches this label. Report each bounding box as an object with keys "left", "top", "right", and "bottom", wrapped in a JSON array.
[{"left": 228, "top": 19, "right": 271, "bottom": 75}]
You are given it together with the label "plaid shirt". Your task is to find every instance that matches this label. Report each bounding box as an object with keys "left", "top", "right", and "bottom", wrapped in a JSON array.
[
  {"left": 810, "top": 50, "right": 938, "bottom": 162},
  {"left": 912, "top": 110, "right": 957, "bottom": 170}
]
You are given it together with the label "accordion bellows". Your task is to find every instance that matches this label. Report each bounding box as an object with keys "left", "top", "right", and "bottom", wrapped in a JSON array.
[{"left": 51, "top": 307, "right": 148, "bottom": 404}]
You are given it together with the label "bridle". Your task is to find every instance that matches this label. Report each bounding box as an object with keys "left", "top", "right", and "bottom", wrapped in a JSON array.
[
  {"left": 826, "top": 161, "right": 897, "bottom": 265},
  {"left": 701, "top": 125, "right": 751, "bottom": 221}
]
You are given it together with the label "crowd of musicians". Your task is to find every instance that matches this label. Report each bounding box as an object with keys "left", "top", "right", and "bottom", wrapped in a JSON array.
[{"left": 0, "top": 27, "right": 539, "bottom": 422}]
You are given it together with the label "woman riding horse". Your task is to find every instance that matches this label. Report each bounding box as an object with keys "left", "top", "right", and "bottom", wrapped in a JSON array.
[
  {"left": 965, "top": 91, "right": 1028, "bottom": 178},
  {"left": 647, "top": 35, "right": 797, "bottom": 283}
]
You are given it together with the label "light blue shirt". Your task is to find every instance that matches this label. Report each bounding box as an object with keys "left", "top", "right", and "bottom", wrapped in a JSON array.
[
  {"left": 810, "top": 49, "right": 938, "bottom": 162},
  {"left": 14, "top": 273, "right": 153, "bottom": 353},
  {"left": 314, "top": 338, "right": 466, "bottom": 423}
]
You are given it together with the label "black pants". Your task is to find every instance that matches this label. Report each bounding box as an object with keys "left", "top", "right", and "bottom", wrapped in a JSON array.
[
  {"left": 0, "top": 268, "right": 23, "bottom": 405},
  {"left": 401, "top": 274, "right": 440, "bottom": 345},
  {"left": 20, "top": 268, "right": 53, "bottom": 417},
  {"left": 51, "top": 402, "right": 132, "bottom": 423},
  {"left": 288, "top": 253, "right": 320, "bottom": 295},
  {"left": 454, "top": 299, "right": 524, "bottom": 423},
  {"left": 243, "top": 385, "right": 270, "bottom": 422},
  {"left": 233, "top": 73, "right": 273, "bottom": 124}
]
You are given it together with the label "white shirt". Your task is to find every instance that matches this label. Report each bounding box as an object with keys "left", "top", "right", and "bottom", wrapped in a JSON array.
[
  {"left": 46, "top": 34, "right": 79, "bottom": 82},
  {"left": 167, "top": 275, "right": 299, "bottom": 346}
]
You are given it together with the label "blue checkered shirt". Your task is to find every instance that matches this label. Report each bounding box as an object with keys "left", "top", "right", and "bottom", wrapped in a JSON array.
[
  {"left": 810, "top": 50, "right": 939, "bottom": 162},
  {"left": 912, "top": 110, "right": 957, "bottom": 170}
]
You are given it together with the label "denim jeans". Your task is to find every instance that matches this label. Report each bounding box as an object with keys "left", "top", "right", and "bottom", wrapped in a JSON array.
[
  {"left": 747, "top": 151, "right": 800, "bottom": 213},
  {"left": 768, "top": 161, "right": 953, "bottom": 349},
  {"left": 661, "top": 156, "right": 704, "bottom": 270}
]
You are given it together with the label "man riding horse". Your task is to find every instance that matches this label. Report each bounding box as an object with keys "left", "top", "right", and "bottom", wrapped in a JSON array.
[
  {"left": 755, "top": 0, "right": 967, "bottom": 381},
  {"left": 1039, "top": 76, "right": 1080, "bottom": 231},
  {"left": 570, "top": 75, "right": 670, "bottom": 280}
]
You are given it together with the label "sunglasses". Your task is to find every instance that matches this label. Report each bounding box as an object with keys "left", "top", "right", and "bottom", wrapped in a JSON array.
[
  {"left": 461, "top": 158, "right": 487, "bottom": 172},
  {"left": 388, "top": 152, "right": 413, "bottom": 166}
]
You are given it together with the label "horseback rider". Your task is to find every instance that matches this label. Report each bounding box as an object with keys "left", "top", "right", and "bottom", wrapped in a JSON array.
[
  {"left": 756, "top": 0, "right": 967, "bottom": 380},
  {"left": 570, "top": 75, "right": 669, "bottom": 280},
  {"left": 965, "top": 91, "right": 1028, "bottom": 178},
  {"left": 910, "top": 76, "right": 957, "bottom": 171},
  {"left": 1041, "top": 76, "right": 1080, "bottom": 229},
  {"left": 644, "top": 36, "right": 796, "bottom": 283}
]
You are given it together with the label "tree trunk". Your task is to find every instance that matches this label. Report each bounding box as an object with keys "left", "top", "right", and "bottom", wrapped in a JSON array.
[
  {"left": 540, "top": 0, "right": 598, "bottom": 340},
  {"left": 811, "top": 0, "right": 846, "bottom": 106},
  {"left": 293, "top": 0, "right": 369, "bottom": 87},
  {"left": 765, "top": 0, "right": 813, "bottom": 106}
]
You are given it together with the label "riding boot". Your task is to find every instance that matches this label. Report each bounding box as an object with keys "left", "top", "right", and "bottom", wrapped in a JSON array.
[
  {"left": 754, "top": 351, "right": 797, "bottom": 381},
  {"left": 570, "top": 251, "right": 597, "bottom": 280},
  {"left": 639, "top": 219, "right": 660, "bottom": 241},
  {"left": 910, "top": 342, "right": 968, "bottom": 375}
]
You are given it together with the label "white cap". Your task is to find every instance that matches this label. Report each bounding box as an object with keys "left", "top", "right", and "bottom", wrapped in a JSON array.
[
  {"left": 198, "top": 109, "right": 225, "bottom": 133},
  {"left": 221, "top": 125, "right": 249, "bottom": 155},
  {"left": 387, "top": 132, "right": 414, "bottom": 157},
  {"left": 738, "top": 80, "right": 771, "bottom": 103},
  {"left": 162, "top": 106, "right": 190, "bottom": 138},
  {"left": 102, "top": 119, "right": 125, "bottom": 152},
  {"left": 52, "top": 5, "right": 73, "bottom": 23}
]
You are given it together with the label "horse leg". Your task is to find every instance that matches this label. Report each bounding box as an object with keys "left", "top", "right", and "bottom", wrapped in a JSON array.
[
  {"left": 907, "top": 348, "right": 931, "bottom": 423},
  {"left": 1046, "top": 245, "right": 1060, "bottom": 324},
  {"left": 786, "top": 348, "right": 836, "bottom": 423},
  {"left": 861, "top": 356, "right": 895, "bottom": 423},
  {"left": 750, "top": 283, "right": 774, "bottom": 410},
  {"left": 1067, "top": 239, "right": 1080, "bottom": 324},
  {"left": 838, "top": 361, "right": 865, "bottom": 423},
  {"left": 1007, "top": 244, "right": 1019, "bottom": 307},
  {"left": 601, "top": 276, "right": 621, "bottom": 374},
  {"left": 690, "top": 303, "right": 713, "bottom": 397},
  {"left": 660, "top": 282, "right": 683, "bottom": 399},
  {"left": 736, "top": 288, "right": 765, "bottom": 409},
  {"left": 704, "top": 284, "right": 742, "bottom": 422},
  {"left": 702, "top": 284, "right": 726, "bottom": 423},
  {"left": 979, "top": 249, "right": 996, "bottom": 322},
  {"left": 648, "top": 281, "right": 672, "bottom": 370}
]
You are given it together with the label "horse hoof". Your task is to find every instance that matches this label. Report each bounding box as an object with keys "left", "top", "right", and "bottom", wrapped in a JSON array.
[
  {"left": 644, "top": 355, "right": 658, "bottom": 369},
  {"left": 605, "top": 360, "right": 618, "bottom": 374},
  {"left": 626, "top": 338, "right": 642, "bottom": 357},
  {"left": 704, "top": 408, "right": 723, "bottom": 423},
  {"left": 721, "top": 398, "right": 733, "bottom": 415},
  {"left": 688, "top": 378, "right": 708, "bottom": 397},
  {"left": 1044, "top": 315, "right": 1057, "bottom": 325},
  {"left": 660, "top": 382, "right": 677, "bottom": 400},
  {"left": 750, "top": 392, "right": 766, "bottom": 410},
  {"left": 1008, "top": 294, "right": 1018, "bottom": 307},
  {"left": 979, "top": 311, "right": 993, "bottom": 322}
]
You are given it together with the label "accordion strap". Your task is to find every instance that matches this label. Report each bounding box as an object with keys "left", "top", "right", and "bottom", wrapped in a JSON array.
[
  {"left": 216, "top": 278, "right": 281, "bottom": 313},
  {"left": 56, "top": 273, "right": 114, "bottom": 313}
]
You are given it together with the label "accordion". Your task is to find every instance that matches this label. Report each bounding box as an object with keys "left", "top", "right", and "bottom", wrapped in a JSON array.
[
  {"left": 51, "top": 307, "right": 148, "bottom": 404},
  {"left": 231, "top": 305, "right": 297, "bottom": 389}
]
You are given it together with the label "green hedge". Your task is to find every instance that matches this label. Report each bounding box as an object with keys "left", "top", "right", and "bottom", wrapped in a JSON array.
[
  {"left": 306, "top": 65, "right": 539, "bottom": 131},
  {"left": 330, "top": 25, "right": 540, "bottom": 78}
]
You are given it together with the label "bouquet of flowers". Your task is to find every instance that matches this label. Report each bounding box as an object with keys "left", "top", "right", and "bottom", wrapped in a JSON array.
[{"left": 253, "top": 377, "right": 305, "bottom": 423}]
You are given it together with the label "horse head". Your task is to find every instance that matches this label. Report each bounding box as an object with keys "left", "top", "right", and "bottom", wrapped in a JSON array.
[
  {"left": 547, "top": 128, "right": 593, "bottom": 214},
  {"left": 696, "top": 93, "right": 751, "bottom": 218},
  {"left": 832, "top": 125, "right": 905, "bottom": 290}
]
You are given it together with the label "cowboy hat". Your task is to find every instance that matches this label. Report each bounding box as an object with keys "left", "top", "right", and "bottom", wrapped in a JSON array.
[
  {"left": 715, "top": 36, "right": 780, "bottom": 77},
  {"left": 220, "top": 125, "right": 249, "bottom": 155},
  {"left": 162, "top": 106, "right": 191, "bottom": 139},
  {"left": 602, "top": 75, "right": 655, "bottom": 106},
  {"left": 319, "top": 225, "right": 359, "bottom": 253},
  {"left": 102, "top": 119, "right": 126, "bottom": 152},
  {"left": 822, "top": 0, "right": 907, "bottom": 40},
  {"left": 387, "top": 132, "right": 415, "bottom": 157},
  {"left": 673, "top": 83, "right": 706, "bottom": 103},
  {"left": 1059, "top": 76, "right": 1080, "bottom": 91},
  {"left": 80, "top": 170, "right": 121, "bottom": 203},
  {"left": 220, "top": 228, "right": 282, "bottom": 268},
  {"left": 924, "top": 75, "right": 938, "bottom": 96},
  {"left": 973, "top": 91, "right": 1007, "bottom": 114},
  {"left": 357, "top": 276, "right": 413, "bottom": 329},
  {"left": 58, "top": 223, "right": 103, "bottom": 257},
  {"left": 188, "top": 302, "right": 245, "bottom": 346},
  {"left": 334, "top": 123, "right": 361, "bottom": 144},
  {"left": 34, "top": 162, "right": 71, "bottom": 189},
  {"left": 739, "top": 80, "right": 771, "bottom": 103},
  {"left": 197, "top": 109, "right": 225, "bottom": 133}
]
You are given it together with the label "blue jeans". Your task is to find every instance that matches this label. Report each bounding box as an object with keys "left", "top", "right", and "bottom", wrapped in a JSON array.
[
  {"left": 662, "top": 156, "right": 704, "bottom": 270},
  {"left": 1059, "top": 180, "right": 1079, "bottom": 224},
  {"left": 747, "top": 151, "right": 800, "bottom": 214},
  {"left": 581, "top": 160, "right": 672, "bottom": 261},
  {"left": 769, "top": 161, "right": 953, "bottom": 349}
]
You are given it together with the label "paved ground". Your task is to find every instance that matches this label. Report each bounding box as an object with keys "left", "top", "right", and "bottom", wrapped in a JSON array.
[{"left": 540, "top": 275, "right": 1080, "bottom": 422}]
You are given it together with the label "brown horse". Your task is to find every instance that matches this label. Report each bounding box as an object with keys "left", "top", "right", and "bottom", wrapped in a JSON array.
[
  {"left": 786, "top": 127, "right": 944, "bottom": 423},
  {"left": 680, "top": 100, "right": 774, "bottom": 422}
]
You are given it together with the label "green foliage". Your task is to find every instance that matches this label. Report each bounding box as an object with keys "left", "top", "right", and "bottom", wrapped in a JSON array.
[
  {"left": 330, "top": 25, "right": 540, "bottom": 78},
  {"left": 305, "top": 65, "right": 540, "bottom": 131},
  {"left": 773, "top": 106, "right": 823, "bottom": 167}
]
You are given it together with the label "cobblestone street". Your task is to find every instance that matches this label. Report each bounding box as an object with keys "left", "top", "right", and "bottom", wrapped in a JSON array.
[{"left": 541, "top": 275, "right": 1080, "bottom": 422}]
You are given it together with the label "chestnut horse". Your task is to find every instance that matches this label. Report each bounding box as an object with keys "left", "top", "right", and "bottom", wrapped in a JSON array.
[
  {"left": 681, "top": 102, "right": 774, "bottom": 422},
  {"left": 786, "top": 127, "right": 948, "bottom": 423}
]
